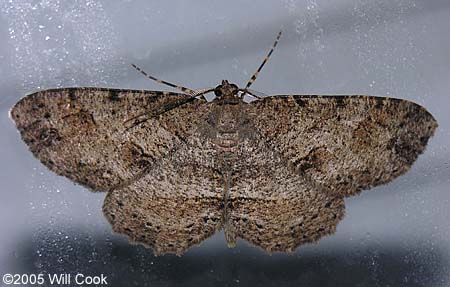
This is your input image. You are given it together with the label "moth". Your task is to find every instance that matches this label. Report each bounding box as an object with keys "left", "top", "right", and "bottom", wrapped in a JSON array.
[{"left": 10, "top": 32, "right": 437, "bottom": 255}]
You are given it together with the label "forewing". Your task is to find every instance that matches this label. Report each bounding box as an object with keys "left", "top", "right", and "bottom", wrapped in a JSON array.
[
  {"left": 10, "top": 87, "right": 205, "bottom": 192},
  {"left": 102, "top": 140, "right": 224, "bottom": 255},
  {"left": 248, "top": 95, "right": 437, "bottom": 196}
]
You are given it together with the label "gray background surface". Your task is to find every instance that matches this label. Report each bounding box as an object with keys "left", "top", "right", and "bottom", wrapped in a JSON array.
[{"left": 0, "top": 1, "right": 449, "bottom": 286}]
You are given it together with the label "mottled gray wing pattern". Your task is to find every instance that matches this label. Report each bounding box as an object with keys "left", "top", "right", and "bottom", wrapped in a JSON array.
[
  {"left": 102, "top": 102, "right": 228, "bottom": 254},
  {"left": 10, "top": 89, "right": 438, "bottom": 255},
  {"left": 10, "top": 87, "right": 206, "bottom": 192},
  {"left": 248, "top": 95, "right": 437, "bottom": 197},
  {"left": 12, "top": 87, "right": 227, "bottom": 254},
  {"left": 222, "top": 117, "right": 344, "bottom": 253},
  {"left": 103, "top": 140, "right": 224, "bottom": 255}
]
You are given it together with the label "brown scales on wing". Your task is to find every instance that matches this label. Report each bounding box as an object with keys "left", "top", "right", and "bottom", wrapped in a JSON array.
[{"left": 10, "top": 31, "right": 437, "bottom": 255}]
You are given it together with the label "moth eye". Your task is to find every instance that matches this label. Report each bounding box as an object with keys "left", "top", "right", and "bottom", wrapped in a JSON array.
[{"left": 214, "top": 88, "right": 222, "bottom": 97}]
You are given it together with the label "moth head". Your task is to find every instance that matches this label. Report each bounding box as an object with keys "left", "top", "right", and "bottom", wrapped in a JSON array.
[{"left": 214, "top": 80, "right": 239, "bottom": 98}]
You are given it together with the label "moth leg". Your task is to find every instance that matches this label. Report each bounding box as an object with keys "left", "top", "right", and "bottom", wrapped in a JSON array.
[
  {"left": 123, "top": 97, "right": 197, "bottom": 130},
  {"left": 239, "top": 88, "right": 262, "bottom": 99},
  {"left": 123, "top": 86, "right": 215, "bottom": 130},
  {"left": 189, "top": 87, "right": 215, "bottom": 100}
]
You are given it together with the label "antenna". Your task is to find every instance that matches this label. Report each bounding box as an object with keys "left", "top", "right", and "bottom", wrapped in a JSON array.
[{"left": 241, "top": 31, "right": 282, "bottom": 98}]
